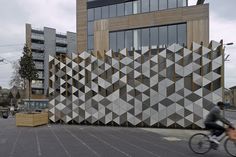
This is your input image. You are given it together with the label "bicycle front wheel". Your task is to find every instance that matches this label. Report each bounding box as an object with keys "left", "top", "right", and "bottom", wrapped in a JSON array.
[
  {"left": 224, "top": 138, "right": 236, "bottom": 157},
  {"left": 188, "top": 133, "right": 211, "bottom": 154}
]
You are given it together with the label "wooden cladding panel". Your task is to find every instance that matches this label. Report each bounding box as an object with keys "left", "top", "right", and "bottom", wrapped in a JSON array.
[
  {"left": 77, "top": 0, "right": 87, "bottom": 53},
  {"left": 107, "top": 4, "right": 209, "bottom": 32},
  {"left": 187, "top": 18, "right": 209, "bottom": 47},
  {"left": 94, "top": 20, "right": 109, "bottom": 56}
]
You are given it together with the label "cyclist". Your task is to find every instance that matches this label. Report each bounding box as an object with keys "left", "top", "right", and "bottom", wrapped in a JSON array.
[{"left": 204, "top": 101, "right": 235, "bottom": 144}]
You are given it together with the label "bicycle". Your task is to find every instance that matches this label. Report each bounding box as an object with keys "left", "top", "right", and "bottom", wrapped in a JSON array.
[{"left": 188, "top": 128, "right": 236, "bottom": 156}]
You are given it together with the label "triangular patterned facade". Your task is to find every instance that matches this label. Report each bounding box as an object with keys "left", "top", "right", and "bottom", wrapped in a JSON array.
[{"left": 49, "top": 41, "right": 224, "bottom": 128}]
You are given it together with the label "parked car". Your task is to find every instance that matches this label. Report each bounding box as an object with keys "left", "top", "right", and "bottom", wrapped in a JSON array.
[{"left": 2, "top": 111, "right": 9, "bottom": 119}]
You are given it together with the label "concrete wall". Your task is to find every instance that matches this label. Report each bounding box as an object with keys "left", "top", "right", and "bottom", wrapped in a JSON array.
[
  {"left": 44, "top": 27, "right": 56, "bottom": 95},
  {"left": 67, "top": 32, "right": 77, "bottom": 54}
]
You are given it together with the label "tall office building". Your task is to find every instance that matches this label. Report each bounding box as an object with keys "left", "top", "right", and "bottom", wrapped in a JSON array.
[
  {"left": 25, "top": 24, "right": 77, "bottom": 98},
  {"left": 47, "top": 0, "right": 224, "bottom": 128},
  {"left": 77, "top": 0, "right": 209, "bottom": 53}
]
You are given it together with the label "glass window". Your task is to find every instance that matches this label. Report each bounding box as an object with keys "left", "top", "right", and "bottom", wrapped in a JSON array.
[
  {"left": 141, "top": 28, "right": 150, "bottom": 48},
  {"left": 32, "top": 80, "right": 44, "bottom": 88},
  {"left": 88, "top": 21, "right": 94, "bottom": 35},
  {"left": 117, "top": 31, "right": 125, "bottom": 51},
  {"left": 95, "top": 7, "right": 102, "bottom": 20},
  {"left": 178, "top": 0, "right": 187, "bottom": 7},
  {"left": 88, "top": 9, "right": 94, "bottom": 21},
  {"left": 159, "top": 26, "right": 167, "bottom": 48},
  {"left": 159, "top": 0, "right": 167, "bottom": 10},
  {"left": 133, "top": 0, "right": 141, "bottom": 14},
  {"left": 110, "top": 32, "right": 117, "bottom": 52},
  {"left": 141, "top": 0, "right": 150, "bottom": 13},
  {"left": 32, "top": 89, "right": 44, "bottom": 95},
  {"left": 125, "top": 2, "right": 133, "bottom": 15},
  {"left": 88, "top": 35, "right": 94, "bottom": 50},
  {"left": 150, "top": 0, "right": 159, "bottom": 11},
  {"left": 177, "top": 24, "right": 187, "bottom": 47},
  {"left": 168, "top": 25, "right": 177, "bottom": 45},
  {"left": 34, "top": 61, "right": 43, "bottom": 69},
  {"left": 117, "top": 3, "right": 125, "bottom": 16},
  {"left": 150, "top": 27, "right": 158, "bottom": 49},
  {"left": 125, "top": 30, "right": 133, "bottom": 51},
  {"left": 109, "top": 5, "right": 117, "bottom": 18},
  {"left": 133, "top": 29, "right": 141, "bottom": 50},
  {"left": 168, "top": 0, "right": 177, "bottom": 9},
  {"left": 102, "top": 6, "right": 109, "bottom": 19}
]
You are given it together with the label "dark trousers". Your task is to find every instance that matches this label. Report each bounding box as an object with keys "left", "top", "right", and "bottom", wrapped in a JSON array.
[{"left": 205, "top": 122, "right": 226, "bottom": 137}]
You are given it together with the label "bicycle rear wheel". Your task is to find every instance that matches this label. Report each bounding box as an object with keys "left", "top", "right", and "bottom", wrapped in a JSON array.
[
  {"left": 188, "top": 133, "right": 211, "bottom": 154},
  {"left": 224, "top": 138, "right": 236, "bottom": 157}
]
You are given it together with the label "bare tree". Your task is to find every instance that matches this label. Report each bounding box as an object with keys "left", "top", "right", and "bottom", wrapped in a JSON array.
[{"left": 9, "top": 60, "right": 25, "bottom": 89}]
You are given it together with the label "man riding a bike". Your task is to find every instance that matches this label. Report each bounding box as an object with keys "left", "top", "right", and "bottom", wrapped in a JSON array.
[{"left": 204, "top": 101, "right": 235, "bottom": 144}]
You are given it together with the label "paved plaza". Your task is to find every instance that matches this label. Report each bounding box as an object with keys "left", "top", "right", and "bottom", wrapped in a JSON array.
[{"left": 0, "top": 110, "right": 235, "bottom": 157}]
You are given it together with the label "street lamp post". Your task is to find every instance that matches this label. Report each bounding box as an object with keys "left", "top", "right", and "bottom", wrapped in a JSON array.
[
  {"left": 224, "top": 43, "right": 234, "bottom": 61},
  {"left": 223, "top": 42, "right": 234, "bottom": 119}
]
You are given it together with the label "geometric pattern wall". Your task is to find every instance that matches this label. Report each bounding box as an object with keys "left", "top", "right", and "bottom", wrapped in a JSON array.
[{"left": 49, "top": 41, "right": 224, "bottom": 128}]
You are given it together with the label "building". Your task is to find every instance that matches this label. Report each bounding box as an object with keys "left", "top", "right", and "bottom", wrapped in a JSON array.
[
  {"left": 0, "top": 86, "right": 10, "bottom": 107},
  {"left": 77, "top": 0, "right": 209, "bottom": 53},
  {"left": 224, "top": 88, "right": 232, "bottom": 103},
  {"left": 47, "top": 1, "right": 225, "bottom": 128},
  {"left": 49, "top": 40, "right": 224, "bottom": 128},
  {"left": 25, "top": 24, "right": 77, "bottom": 98},
  {"left": 230, "top": 86, "right": 236, "bottom": 107}
]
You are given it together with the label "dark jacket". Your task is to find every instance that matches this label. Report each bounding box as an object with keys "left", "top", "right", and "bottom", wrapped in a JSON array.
[{"left": 204, "top": 106, "right": 231, "bottom": 125}]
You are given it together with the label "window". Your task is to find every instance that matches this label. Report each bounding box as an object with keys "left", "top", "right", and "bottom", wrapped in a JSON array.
[
  {"left": 110, "top": 32, "right": 117, "bottom": 52},
  {"left": 31, "top": 39, "right": 44, "bottom": 44},
  {"left": 32, "top": 80, "right": 44, "bottom": 88},
  {"left": 32, "top": 89, "right": 44, "bottom": 95},
  {"left": 141, "top": 0, "right": 150, "bottom": 13},
  {"left": 168, "top": 25, "right": 177, "bottom": 45},
  {"left": 150, "top": 0, "right": 159, "bottom": 11},
  {"left": 88, "top": 21, "right": 94, "bottom": 35},
  {"left": 159, "top": 26, "right": 167, "bottom": 48},
  {"left": 150, "top": 27, "right": 158, "bottom": 49},
  {"left": 159, "top": 0, "right": 167, "bottom": 10},
  {"left": 102, "top": 6, "right": 109, "bottom": 19},
  {"left": 88, "top": 9, "right": 94, "bottom": 21},
  {"left": 168, "top": 0, "right": 177, "bottom": 9},
  {"left": 141, "top": 28, "right": 150, "bottom": 48},
  {"left": 117, "top": 3, "right": 125, "bottom": 16},
  {"left": 88, "top": 35, "right": 94, "bottom": 50},
  {"left": 133, "top": 0, "right": 141, "bottom": 14},
  {"left": 177, "top": 24, "right": 187, "bottom": 47},
  {"left": 109, "top": 5, "right": 117, "bottom": 17},
  {"left": 125, "top": 2, "right": 133, "bottom": 15},
  {"left": 95, "top": 7, "right": 102, "bottom": 20},
  {"left": 110, "top": 23, "right": 186, "bottom": 51},
  {"left": 133, "top": 30, "right": 141, "bottom": 50},
  {"left": 125, "top": 30, "right": 133, "bottom": 51},
  {"left": 117, "top": 31, "right": 125, "bottom": 51}
]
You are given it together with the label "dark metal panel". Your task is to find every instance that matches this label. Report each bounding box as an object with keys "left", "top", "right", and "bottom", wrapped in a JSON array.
[{"left": 87, "top": 0, "right": 137, "bottom": 9}]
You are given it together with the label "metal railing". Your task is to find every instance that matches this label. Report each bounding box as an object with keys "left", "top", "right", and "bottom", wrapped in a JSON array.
[{"left": 31, "top": 43, "right": 44, "bottom": 51}]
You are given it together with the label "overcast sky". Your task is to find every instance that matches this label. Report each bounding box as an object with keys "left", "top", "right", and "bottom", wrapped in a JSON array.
[{"left": 0, "top": 0, "right": 236, "bottom": 89}]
